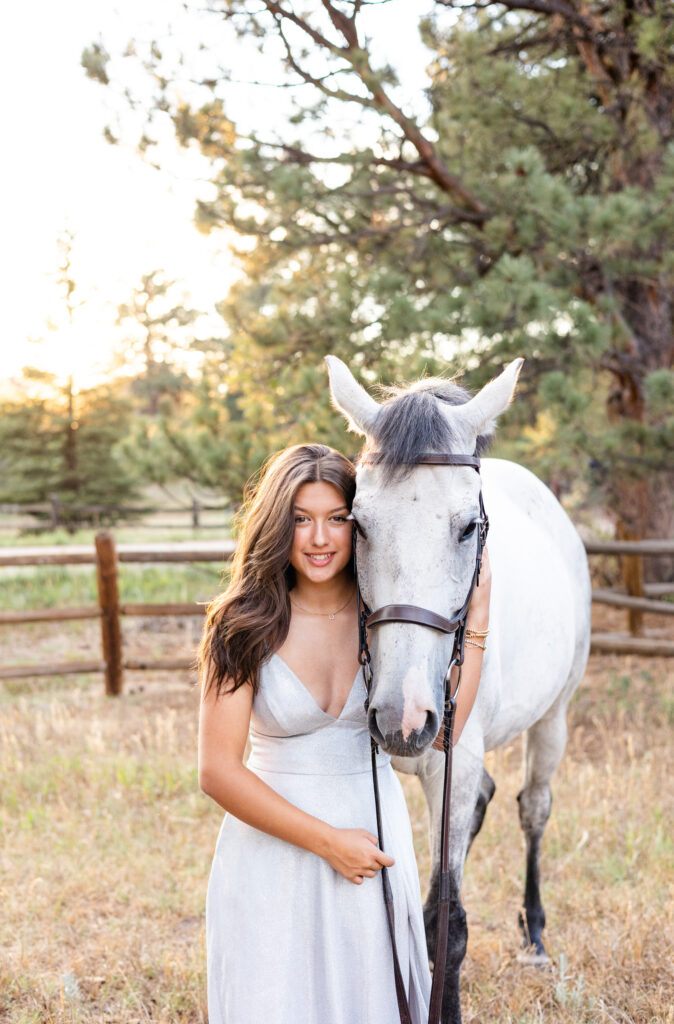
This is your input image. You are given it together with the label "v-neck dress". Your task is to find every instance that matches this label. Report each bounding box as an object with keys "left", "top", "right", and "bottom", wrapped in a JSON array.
[{"left": 206, "top": 653, "right": 431, "bottom": 1024}]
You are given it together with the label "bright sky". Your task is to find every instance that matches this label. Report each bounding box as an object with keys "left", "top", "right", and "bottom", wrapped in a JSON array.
[
  {"left": 0, "top": 0, "right": 432, "bottom": 393},
  {"left": 0, "top": 0, "right": 234, "bottom": 392}
]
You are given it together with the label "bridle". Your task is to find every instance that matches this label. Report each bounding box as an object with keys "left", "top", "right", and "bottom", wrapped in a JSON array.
[{"left": 351, "top": 451, "right": 489, "bottom": 1024}]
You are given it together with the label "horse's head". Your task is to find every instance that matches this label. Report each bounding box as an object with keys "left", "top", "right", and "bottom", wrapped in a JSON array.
[{"left": 326, "top": 355, "right": 523, "bottom": 757}]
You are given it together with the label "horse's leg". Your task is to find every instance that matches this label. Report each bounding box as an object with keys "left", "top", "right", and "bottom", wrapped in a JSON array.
[
  {"left": 468, "top": 767, "right": 496, "bottom": 852},
  {"left": 413, "top": 748, "right": 444, "bottom": 957},
  {"left": 415, "top": 756, "right": 493, "bottom": 952},
  {"left": 417, "top": 746, "right": 484, "bottom": 1024},
  {"left": 517, "top": 700, "right": 569, "bottom": 964}
]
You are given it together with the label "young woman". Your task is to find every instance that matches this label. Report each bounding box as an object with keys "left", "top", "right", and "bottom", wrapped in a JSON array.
[{"left": 198, "top": 443, "right": 491, "bottom": 1024}]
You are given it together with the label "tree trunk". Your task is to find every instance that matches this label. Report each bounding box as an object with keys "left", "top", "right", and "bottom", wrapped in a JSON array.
[
  {"left": 608, "top": 280, "right": 673, "bottom": 583},
  {"left": 65, "top": 376, "right": 78, "bottom": 485},
  {"left": 645, "top": 472, "right": 674, "bottom": 584}
]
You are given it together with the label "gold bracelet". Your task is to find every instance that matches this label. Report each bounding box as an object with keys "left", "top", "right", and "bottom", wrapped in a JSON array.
[
  {"left": 465, "top": 638, "right": 487, "bottom": 650},
  {"left": 465, "top": 628, "right": 489, "bottom": 638}
]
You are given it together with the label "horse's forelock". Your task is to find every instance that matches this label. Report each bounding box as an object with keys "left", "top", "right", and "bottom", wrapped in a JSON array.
[{"left": 360, "top": 377, "right": 492, "bottom": 478}]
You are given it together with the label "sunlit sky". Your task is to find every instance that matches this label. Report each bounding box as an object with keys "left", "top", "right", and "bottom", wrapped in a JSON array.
[{"left": 0, "top": 1, "right": 432, "bottom": 393}]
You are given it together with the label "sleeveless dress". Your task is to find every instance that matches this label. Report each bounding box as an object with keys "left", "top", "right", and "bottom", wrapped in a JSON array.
[{"left": 206, "top": 653, "right": 432, "bottom": 1024}]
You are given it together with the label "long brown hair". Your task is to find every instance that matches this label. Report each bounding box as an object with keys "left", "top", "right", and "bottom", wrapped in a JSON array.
[{"left": 199, "top": 443, "right": 356, "bottom": 698}]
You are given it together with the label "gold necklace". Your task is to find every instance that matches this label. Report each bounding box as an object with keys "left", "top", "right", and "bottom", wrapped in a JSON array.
[{"left": 290, "top": 588, "right": 355, "bottom": 621}]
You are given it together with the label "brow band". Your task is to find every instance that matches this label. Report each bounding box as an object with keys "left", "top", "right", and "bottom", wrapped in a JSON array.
[{"left": 359, "top": 453, "right": 481, "bottom": 471}]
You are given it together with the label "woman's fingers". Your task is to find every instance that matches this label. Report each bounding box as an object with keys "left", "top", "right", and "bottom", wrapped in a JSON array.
[
  {"left": 363, "top": 831, "right": 395, "bottom": 868},
  {"left": 351, "top": 866, "right": 380, "bottom": 885},
  {"left": 328, "top": 828, "right": 396, "bottom": 882},
  {"left": 364, "top": 831, "right": 395, "bottom": 867},
  {"left": 349, "top": 849, "right": 393, "bottom": 884}
]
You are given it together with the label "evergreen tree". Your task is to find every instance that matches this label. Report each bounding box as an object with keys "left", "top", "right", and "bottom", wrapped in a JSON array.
[
  {"left": 0, "top": 372, "right": 139, "bottom": 526},
  {"left": 84, "top": 1, "right": 674, "bottom": 546},
  {"left": 113, "top": 269, "right": 239, "bottom": 494},
  {"left": 115, "top": 270, "right": 199, "bottom": 416},
  {"left": 1, "top": 232, "right": 140, "bottom": 526}
]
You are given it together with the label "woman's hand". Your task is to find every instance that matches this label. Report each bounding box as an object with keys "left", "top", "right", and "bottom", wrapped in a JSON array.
[{"left": 323, "top": 827, "right": 394, "bottom": 885}]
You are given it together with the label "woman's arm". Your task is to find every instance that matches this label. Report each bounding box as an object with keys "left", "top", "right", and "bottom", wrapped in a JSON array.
[
  {"left": 198, "top": 675, "right": 394, "bottom": 884},
  {"left": 433, "top": 544, "right": 492, "bottom": 749}
]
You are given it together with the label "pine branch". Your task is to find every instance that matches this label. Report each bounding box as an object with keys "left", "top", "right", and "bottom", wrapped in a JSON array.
[
  {"left": 257, "top": 0, "right": 489, "bottom": 219},
  {"left": 283, "top": 204, "right": 483, "bottom": 248},
  {"left": 435, "top": 0, "right": 594, "bottom": 32}
]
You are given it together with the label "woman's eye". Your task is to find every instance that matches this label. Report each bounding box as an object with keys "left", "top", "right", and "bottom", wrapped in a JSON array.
[
  {"left": 460, "top": 522, "right": 477, "bottom": 541},
  {"left": 331, "top": 515, "right": 348, "bottom": 523},
  {"left": 294, "top": 516, "right": 308, "bottom": 524}
]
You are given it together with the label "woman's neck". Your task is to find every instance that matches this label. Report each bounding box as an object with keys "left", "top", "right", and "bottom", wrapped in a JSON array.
[{"left": 291, "top": 572, "right": 354, "bottom": 614}]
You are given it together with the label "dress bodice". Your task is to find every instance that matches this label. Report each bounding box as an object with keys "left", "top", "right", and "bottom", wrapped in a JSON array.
[{"left": 248, "top": 653, "right": 390, "bottom": 776}]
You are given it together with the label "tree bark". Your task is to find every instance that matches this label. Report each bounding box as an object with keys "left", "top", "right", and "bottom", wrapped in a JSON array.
[{"left": 607, "top": 280, "right": 673, "bottom": 582}]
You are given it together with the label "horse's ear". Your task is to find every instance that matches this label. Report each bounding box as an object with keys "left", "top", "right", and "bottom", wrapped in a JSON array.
[
  {"left": 325, "top": 356, "right": 380, "bottom": 436},
  {"left": 455, "top": 358, "right": 524, "bottom": 437}
]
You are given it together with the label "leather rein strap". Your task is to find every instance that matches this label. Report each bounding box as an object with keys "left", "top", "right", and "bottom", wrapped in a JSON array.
[{"left": 354, "top": 452, "right": 489, "bottom": 1024}]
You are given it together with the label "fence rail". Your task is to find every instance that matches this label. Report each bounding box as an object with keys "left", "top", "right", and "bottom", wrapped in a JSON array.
[
  {"left": 0, "top": 533, "right": 672, "bottom": 689},
  {"left": 590, "top": 588, "right": 674, "bottom": 616},
  {"left": 583, "top": 539, "right": 674, "bottom": 556},
  {"left": 584, "top": 536, "right": 673, "bottom": 636},
  {"left": 0, "top": 496, "right": 231, "bottom": 531},
  {"left": 0, "top": 541, "right": 235, "bottom": 567}
]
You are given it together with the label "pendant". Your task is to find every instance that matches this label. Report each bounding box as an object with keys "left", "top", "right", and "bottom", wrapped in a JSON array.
[{"left": 329, "top": 613, "right": 335, "bottom": 621}]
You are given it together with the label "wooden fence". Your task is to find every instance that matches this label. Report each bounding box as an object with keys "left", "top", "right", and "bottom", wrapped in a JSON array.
[
  {"left": 0, "top": 497, "right": 230, "bottom": 531},
  {"left": 0, "top": 533, "right": 235, "bottom": 692},
  {"left": 0, "top": 533, "right": 672, "bottom": 692},
  {"left": 584, "top": 537, "right": 674, "bottom": 652}
]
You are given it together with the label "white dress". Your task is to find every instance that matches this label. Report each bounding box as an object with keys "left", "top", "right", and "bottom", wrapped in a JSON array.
[{"left": 206, "top": 653, "right": 432, "bottom": 1024}]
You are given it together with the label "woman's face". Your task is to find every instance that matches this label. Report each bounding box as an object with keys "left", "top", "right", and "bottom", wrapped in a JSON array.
[{"left": 290, "top": 480, "right": 353, "bottom": 585}]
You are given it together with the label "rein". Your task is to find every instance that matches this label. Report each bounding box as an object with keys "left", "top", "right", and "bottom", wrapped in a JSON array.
[{"left": 352, "top": 451, "right": 489, "bottom": 1024}]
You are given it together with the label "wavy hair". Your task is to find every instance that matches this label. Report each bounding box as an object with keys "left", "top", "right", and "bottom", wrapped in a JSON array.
[{"left": 199, "top": 444, "right": 356, "bottom": 698}]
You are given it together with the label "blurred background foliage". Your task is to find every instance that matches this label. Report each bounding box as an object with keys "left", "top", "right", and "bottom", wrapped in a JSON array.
[{"left": 10, "top": 2, "right": 673, "bottom": 554}]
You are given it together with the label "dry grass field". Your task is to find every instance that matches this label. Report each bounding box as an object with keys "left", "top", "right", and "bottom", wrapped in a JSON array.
[{"left": 1, "top": 607, "right": 672, "bottom": 1023}]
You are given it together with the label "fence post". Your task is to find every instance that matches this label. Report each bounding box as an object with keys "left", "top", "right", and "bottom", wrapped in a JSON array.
[
  {"left": 49, "top": 494, "right": 60, "bottom": 530},
  {"left": 95, "top": 530, "right": 123, "bottom": 695},
  {"left": 618, "top": 527, "right": 644, "bottom": 636},
  {"left": 192, "top": 498, "right": 200, "bottom": 529}
]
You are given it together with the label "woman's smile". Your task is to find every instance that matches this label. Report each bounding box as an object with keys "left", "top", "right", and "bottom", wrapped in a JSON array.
[{"left": 305, "top": 551, "right": 336, "bottom": 566}]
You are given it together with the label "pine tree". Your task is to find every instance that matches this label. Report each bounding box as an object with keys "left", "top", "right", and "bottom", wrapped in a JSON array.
[
  {"left": 115, "top": 270, "right": 198, "bottom": 416},
  {"left": 83, "top": 2, "right": 674, "bottom": 547},
  {"left": 0, "top": 374, "right": 139, "bottom": 526},
  {"left": 1, "top": 233, "right": 141, "bottom": 527}
]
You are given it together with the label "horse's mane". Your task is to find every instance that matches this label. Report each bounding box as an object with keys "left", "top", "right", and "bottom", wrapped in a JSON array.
[{"left": 359, "top": 376, "right": 492, "bottom": 480}]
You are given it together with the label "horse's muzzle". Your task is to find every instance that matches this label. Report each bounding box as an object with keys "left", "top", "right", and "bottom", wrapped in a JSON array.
[{"left": 368, "top": 706, "right": 439, "bottom": 757}]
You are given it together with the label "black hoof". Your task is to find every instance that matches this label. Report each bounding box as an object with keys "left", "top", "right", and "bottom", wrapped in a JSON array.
[
  {"left": 517, "top": 945, "right": 551, "bottom": 967},
  {"left": 518, "top": 910, "right": 547, "bottom": 962}
]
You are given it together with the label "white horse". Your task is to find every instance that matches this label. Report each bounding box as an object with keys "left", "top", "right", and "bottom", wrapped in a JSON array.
[{"left": 326, "top": 355, "right": 591, "bottom": 1024}]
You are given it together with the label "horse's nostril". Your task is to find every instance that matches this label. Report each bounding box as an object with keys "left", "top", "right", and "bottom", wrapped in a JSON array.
[
  {"left": 423, "top": 709, "right": 437, "bottom": 735},
  {"left": 367, "top": 706, "right": 385, "bottom": 745}
]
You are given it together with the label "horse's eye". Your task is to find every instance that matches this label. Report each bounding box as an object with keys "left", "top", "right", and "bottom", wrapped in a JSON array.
[
  {"left": 460, "top": 521, "right": 477, "bottom": 542},
  {"left": 347, "top": 513, "right": 368, "bottom": 540}
]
